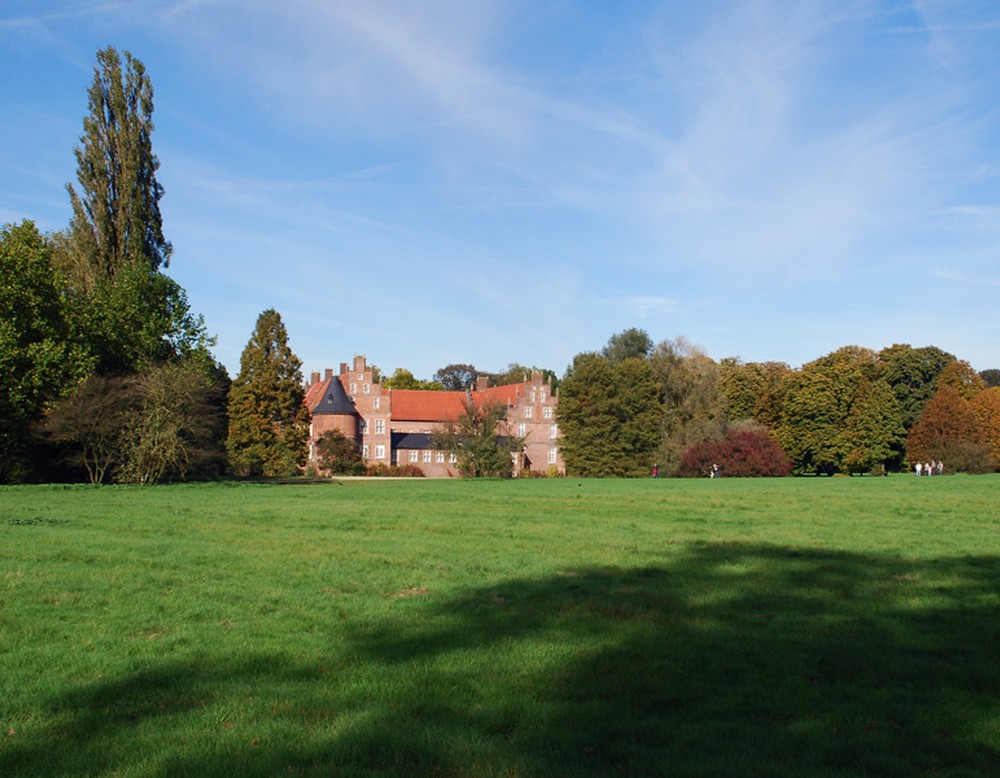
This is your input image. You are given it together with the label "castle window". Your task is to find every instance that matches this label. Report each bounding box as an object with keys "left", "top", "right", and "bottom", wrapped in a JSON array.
[
  {"left": 375, "top": 444, "right": 386, "bottom": 460},
  {"left": 548, "top": 447, "right": 558, "bottom": 464},
  {"left": 550, "top": 424, "right": 558, "bottom": 439},
  {"left": 375, "top": 419, "right": 385, "bottom": 434},
  {"left": 449, "top": 453, "right": 457, "bottom": 463},
  {"left": 363, "top": 444, "right": 370, "bottom": 460},
  {"left": 423, "top": 450, "right": 432, "bottom": 463},
  {"left": 543, "top": 406, "right": 553, "bottom": 419},
  {"left": 523, "top": 406, "right": 533, "bottom": 419},
  {"left": 518, "top": 422, "right": 526, "bottom": 437},
  {"left": 436, "top": 451, "right": 445, "bottom": 463},
  {"left": 409, "top": 450, "right": 419, "bottom": 463},
  {"left": 373, "top": 397, "right": 380, "bottom": 410},
  {"left": 363, "top": 383, "right": 371, "bottom": 394}
]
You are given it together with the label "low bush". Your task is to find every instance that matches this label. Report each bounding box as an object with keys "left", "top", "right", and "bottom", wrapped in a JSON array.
[{"left": 678, "top": 426, "right": 792, "bottom": 477}]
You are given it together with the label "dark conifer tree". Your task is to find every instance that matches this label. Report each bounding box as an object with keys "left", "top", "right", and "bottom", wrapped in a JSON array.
[{"left": 226, "top": 309, "right": 309, "bottom": 477}]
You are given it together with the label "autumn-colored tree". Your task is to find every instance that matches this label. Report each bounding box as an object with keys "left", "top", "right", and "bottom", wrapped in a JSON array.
[
  {"left": 935, "top": 360, "right": 986, "bottom": 401},
  {"left": 971, "top": 387, "right": 1000, "bottom": 468},
  {"left": 906, "top": 385, "right": 992, "bottom": 473},
  {"left": 226, "top": 309, "right": 309, "bottom": 477},
  {"left": 775, "top": 347, "right": 881, "bottom": 474}
]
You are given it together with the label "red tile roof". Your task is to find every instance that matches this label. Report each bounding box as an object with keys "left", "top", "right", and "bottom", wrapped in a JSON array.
[
  {"left": 304, "top": 373, "right": 531, "bottom": 423},
  {"left": 303, "top": 377, "right": 330, "bottom": 412},
  {"left": 389, "top": 383, "right": 528, "bottom": 422}
]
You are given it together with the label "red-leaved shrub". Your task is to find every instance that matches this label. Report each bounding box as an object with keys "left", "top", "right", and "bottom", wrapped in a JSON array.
[{"left": 678, "top": 428, "right": 791, "bottom": 477}]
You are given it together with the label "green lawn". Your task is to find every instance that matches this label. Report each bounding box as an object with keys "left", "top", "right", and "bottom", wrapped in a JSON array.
[{"left": 2, "top": 476, "right": 999, "bottom": 776}]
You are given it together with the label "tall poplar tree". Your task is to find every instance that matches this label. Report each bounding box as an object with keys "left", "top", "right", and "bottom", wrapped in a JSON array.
[
  {"left": 67, "top": 46, "right": 171, "bottom": 285},
  {"left": 60, "top": 45, "right": 208, "bottom": 374},
  {"left": 226, "top": 309, "right": 309, "bottom": 477}
]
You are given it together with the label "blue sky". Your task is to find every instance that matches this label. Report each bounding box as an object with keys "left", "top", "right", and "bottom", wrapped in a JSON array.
[{"left": 2, "top": 1, "right": 999, "bottom": 380}]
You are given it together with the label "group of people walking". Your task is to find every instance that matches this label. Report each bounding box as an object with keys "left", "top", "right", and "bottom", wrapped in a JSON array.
[{"left": 915, "top": 460, "right": 944, "bottom": 476}]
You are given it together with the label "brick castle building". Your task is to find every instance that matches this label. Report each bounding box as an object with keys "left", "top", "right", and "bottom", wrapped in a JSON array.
[{"left": 304, "top": 355, "right": 564, "bottom": 477}]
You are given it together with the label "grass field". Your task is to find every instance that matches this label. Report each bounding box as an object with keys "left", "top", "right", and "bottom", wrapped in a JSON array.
[{"left": 2, "top": 476, "right": 999, "bottom": 777}]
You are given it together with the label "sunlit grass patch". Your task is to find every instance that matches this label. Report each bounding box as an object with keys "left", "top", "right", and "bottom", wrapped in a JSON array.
[{"left": 2, "top": 476, "right": 999, "bottom": 776}]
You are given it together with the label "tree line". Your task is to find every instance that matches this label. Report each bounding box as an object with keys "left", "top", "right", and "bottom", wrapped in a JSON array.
[
  {"left": 4, "top": 47, "right": 998, "bottom": 483},
  {"left": 556, "top": 329, "right": 1000, "bottom": 477}
]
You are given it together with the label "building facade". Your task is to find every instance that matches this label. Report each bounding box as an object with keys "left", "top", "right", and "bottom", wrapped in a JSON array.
[{"left": 304, "top": 355, "right": 564, "bottom": 477}]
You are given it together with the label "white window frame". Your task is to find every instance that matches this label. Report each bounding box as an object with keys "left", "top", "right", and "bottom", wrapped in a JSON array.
[
  {"left": 374, "top": 419, "right": 385, "bottom": 435},
  {"left": 548, "top": 447, "right": 558, "bottom": 464},
  {"left": 423, "top": 450, "right": 432, "bottom": 463},
  {"left": 524, "top": 406, "right": 533, "bottom": 419},
  {"left": 543, "top": 406, "right": 553, "bottom": 419},
  {"left": 409, "top": 450, "right": 419, "bottom": 463},
  {"left": 375, "top": 444, "right": 386, "bottom": 460}
]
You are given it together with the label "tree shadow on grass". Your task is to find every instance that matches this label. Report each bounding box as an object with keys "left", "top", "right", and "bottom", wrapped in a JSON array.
[{"left": 4, "top": 544, "right": 1000, "bottom": 776}]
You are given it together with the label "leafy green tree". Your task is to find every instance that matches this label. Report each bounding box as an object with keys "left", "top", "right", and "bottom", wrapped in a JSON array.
[
  {"left": 382, "top": 368, "right": 442, "bottom": 391},
  {"left": 0, "top": 221, "right": 91, "bottom": 481},
  {"left": 432, "top": 398, "right": 521, "bottom": 478},
  {"left": 841, "top": 377, "right": 906, "bottom": 473},
  {"left": 558, "top": 353, "right": 662, "bottom": 477},
  {"left": 434, "top": 363, "right": 479, "bottom": 391},
  {"left": 226, "top": 309, "right": 309, "bottom": 477},
  {"left": 775, "top": 346, "right": 891, "bottom": 474},
  {"left": 116, "top": 361, "right": 228, "bottom": 484},
  {"left": 314, "top": 430, "right": 364, "bottom": 475},
  {"left": 43, "top": 360, "right": 227, "bottom": 484},
  {"left": 57, "top": 46, "right": 210, "bottom": 375},
  {"left": 878, "top": 344, "right": 955, "bottom": 429},
  {"left": 602, "top": 327, "right": 653, "bottom": 364},
  {"left": 718, "top": 359, "right": 791, "bottom": 425},
  {"left": 487, "top": 363, "right": 559, "bottom": 390},
  {"left": 651, "top": 337, "right": 725, "bottom": 474},
  {"left": 980, "top": 369, "right": 1000, "bottom": 388}
]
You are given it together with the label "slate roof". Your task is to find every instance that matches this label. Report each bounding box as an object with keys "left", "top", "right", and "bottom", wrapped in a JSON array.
[
  {"left": 305, "top": 377, "right": 357, "bottom": 415},
  {"left": 391, "top": 431, "right": 433, "bottom": 450}
]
